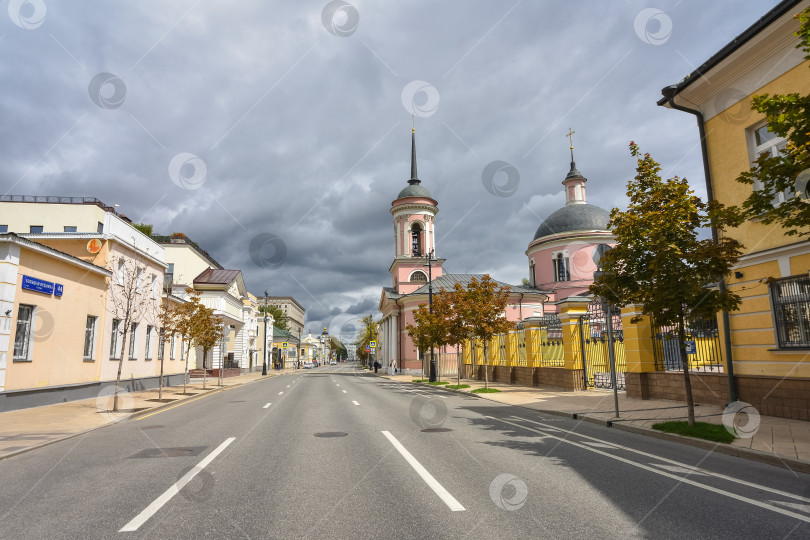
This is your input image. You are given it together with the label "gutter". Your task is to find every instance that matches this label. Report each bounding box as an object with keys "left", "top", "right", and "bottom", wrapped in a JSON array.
[{"left": 660, "top": 88, "right": 737, "bottom": 404}]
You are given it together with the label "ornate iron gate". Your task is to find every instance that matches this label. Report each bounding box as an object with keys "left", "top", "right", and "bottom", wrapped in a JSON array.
[{"left": 577, "top": 300, "right": 626, "bottom": 389}]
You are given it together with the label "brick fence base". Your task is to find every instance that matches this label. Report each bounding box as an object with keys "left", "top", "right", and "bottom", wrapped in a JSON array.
[
  {"left": 626, "top": 371, "right": 810, "bottom": 421},
  {"left": 464, "top": 365, "right": 585, "bottom": 391}
]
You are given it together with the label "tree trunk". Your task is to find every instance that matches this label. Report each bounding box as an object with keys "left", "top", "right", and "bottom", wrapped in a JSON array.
[
  {"left": 113, "top": 329, "right": 128, "bottom": 412},
  {"left": 183, "top": 339, "right": 189, "bottom": 394},
  {"left": 483, "top": 340, "right": 489, "bottom": 390},
  {"left": 158, "top": 339, "right": 165, "bottom": 401},
  {"left": 203, "top": 348, "right": 208, "bottom": 390},
  {"left": 678, "top": 310, "right": 696, "bottom": 426},
  {"left": 457, "top": 345, "right": 462, "bottom": 386}
]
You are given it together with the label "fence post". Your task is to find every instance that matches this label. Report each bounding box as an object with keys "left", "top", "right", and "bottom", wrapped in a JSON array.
[
  {"left": 558, "top": 298, "right": 591, "bottom": 390},
  {"left": 621, "top": 304, "right": 657, "bottom": 399}
]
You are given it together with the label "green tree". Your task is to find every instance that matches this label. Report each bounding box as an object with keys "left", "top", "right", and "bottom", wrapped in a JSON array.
[
  {"left": 172, "top": 288, "right": 206, "bottom": 394},
  {"left": 132, "top": 223, "right": 153, "bottom": 236},
  {"left": 591, "top": 143, "right": 743, "bottom": 425},
  {"left": 461, "top": 275, "right": 514, "bottom": 389},
  {"left": 259, "top": 304, "right": 288, "bottom": 331},
  {"left": 735, "top": 8, "right": 810, "bottom": 235},
  {"left": 356, "top": 315, "right": 378, "bottom": 366},
  {"left": 406, "top": 300, "right": 450, "bottom": 378},
  {"left": 196, "top": 307, "right": 225, "bottom": 390}
]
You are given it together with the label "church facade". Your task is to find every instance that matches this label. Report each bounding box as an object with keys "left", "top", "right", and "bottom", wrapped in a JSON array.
[{"left": 377, "top": 130, "right": 614, "bottom": 375}]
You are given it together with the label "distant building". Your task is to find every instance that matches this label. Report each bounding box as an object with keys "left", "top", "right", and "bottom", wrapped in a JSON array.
[{"left": 267, "top": 296, "right": 305, "bottom": 337}]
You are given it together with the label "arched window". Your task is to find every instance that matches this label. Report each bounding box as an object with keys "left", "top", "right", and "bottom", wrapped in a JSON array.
[
  {"left": 529, "top": 258, "right": 536, "bottom": 287},
  {"left": 552, "top": 253, "right": 570, "bottom": 282},
  {"left": 411, "top": 223, "right": 422, "bottom": 256},
  {"left": 411, "top": 271, "right": 428, "bottom": 282}
]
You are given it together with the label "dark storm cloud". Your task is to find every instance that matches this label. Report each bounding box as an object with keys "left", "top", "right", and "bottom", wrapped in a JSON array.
[{"left": 0, "top": 0, "right": 781, "bottom": 336}]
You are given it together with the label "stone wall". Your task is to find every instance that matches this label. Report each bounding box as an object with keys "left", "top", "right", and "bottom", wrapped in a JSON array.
[{"left": 464, "top": 365, "right": 584, "bottom": 391}]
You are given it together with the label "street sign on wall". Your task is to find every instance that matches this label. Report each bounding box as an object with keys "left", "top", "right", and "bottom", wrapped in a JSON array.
[{"left": 21, "top": 275, "right": 63, "bottom": 296}]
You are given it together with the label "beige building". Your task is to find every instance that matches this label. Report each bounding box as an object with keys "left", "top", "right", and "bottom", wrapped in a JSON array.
[
  {"left": 1, "top": 233, "right": 110, "bottom": 409},
  {"left": 268, "top": 296, "right": 306, "bottom": 337}
]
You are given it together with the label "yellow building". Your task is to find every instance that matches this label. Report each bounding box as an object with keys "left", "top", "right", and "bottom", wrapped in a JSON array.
[
  {"left": 1, "top": 233, "right": 110, "bottom": 408},
  {"left": 659, "top": 0, "right": 810, "bottom": 419}
]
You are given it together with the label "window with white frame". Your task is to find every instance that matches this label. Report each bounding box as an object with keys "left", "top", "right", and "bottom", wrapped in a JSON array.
[
  {"left": 750, "top": 123, "right": 792, "bottom": 205},
  {"left": 770, "top": 275, "right": 810, "bottom": 349},
  {"left": 170, "top": 333, "right": 176, "bottom": 359},
  {"left": 552, "top": 252, "right": 570, "bottom": 282},
  {"left": 410, "top": 271, "right": 427, "bottom": 282},
  {"left": 128, "top": 323, "right": 138, "bottom": 359},
  {"left": 145, "top": 325, "right": 153, "bottom": 359},
  {"left": 110, "top": 319, "right": 121, "bottom": 358},
  {"left": 84, "top": 315, "right": 97, "bottom": 361},
  {"left": 529, "top": 258, "right": 536, "bottom": 286},
  {"left": 158, "top": 328, "right": 165, "bottom": 360},
  {"left": 135, "top": 268, "right": 143, "bottom": 293},
  {"left": 179, "top": 338, "right": 184, "bottom": 360},
  {"left": 13, "top": 304, "right": 34, "bottom": 361},
  {"left": 117, "top": 260, "right": 125, "bottom": 286},
  {"left": 151, "top": 275, "right": 158, "bottom": 299}
]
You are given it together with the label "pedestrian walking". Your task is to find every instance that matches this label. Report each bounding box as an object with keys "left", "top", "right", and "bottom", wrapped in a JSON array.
[
  {"left": 373, "top": 360, "right": 380, "bottom": 373},
  {"left": 391, "top": 358, "right": 397, "bottom": 375}
]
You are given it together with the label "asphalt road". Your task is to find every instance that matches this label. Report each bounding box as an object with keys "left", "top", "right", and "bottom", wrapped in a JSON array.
[{"left": 1, "top": 363, "right": 809, "bottom": 539}]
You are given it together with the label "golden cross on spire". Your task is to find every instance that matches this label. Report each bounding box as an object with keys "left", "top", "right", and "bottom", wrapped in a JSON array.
[
  {"left": 412, "top": 113, "right": 415, "bottom": 133},
  {"left": 566, "top": 128, "right": 575, "bottom": 161}
]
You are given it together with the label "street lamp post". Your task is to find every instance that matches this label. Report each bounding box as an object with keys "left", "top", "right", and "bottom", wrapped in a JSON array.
[
  {"left": 425, "top": 249, "right": 437, "bottom": 382},
  {"left": 262, "top": 291, "right": 268, "bottom": 376}
]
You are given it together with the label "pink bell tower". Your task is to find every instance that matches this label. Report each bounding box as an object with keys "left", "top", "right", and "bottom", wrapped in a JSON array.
[{"left": 390, "top": 128, "right": 444, "bottom": 294}]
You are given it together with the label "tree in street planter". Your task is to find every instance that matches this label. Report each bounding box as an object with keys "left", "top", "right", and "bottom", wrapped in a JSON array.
[
  {"left": 590, "top": 143, "right": 744, "bottom": 426},
  {"left": 172, "top": 288, "right": 206, "bottom": 394},
  {"left": 406, "top": 295, "right": 452, "bottom": 380},
  {"left": 460, "top": 275, "right": 514, "bottom": 390},
  {"left": 735, "top": 8, "right": 810, "bottom": 235}
]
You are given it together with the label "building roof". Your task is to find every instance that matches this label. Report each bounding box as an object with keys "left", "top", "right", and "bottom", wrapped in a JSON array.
[
  {"left": 193, "top": 268, "right": 241, "bottom": 285},
  {"left": 656, "top": 0, "right": 804, "bottom": 103},
  {"left": 152, "top": 234, "right": 223, "bottom": 269},
  {"left": 533, "top": 203, "right": 610, "bottom": 240},
  {"left": 0, "top": 194, "right": 131, "bottom": 221},
  {"left": 395, "top": 130, "right": 434, "bottom": 200},
  {"left": 267, "top": 296, "right": 305, "bottom": 312},
  {"left": 0, "top": 233, "right": 111, "bottom": 277},
  {"left": 408, "top": 273, "right": 547, "bottom": 296},
  {"left": 273, "top": 326, "right": 300, "bottom": 341}
]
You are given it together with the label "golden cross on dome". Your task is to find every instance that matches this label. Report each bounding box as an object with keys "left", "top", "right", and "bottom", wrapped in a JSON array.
[{"left": 566, "top": 127, "right": 575, "bottom": 161}]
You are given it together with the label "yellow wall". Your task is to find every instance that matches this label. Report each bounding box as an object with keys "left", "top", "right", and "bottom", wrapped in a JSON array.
[
  {"left": 0, "top": 202, "right": 107, "bottom": 234},
  {"left": 705, "top": 60, "right": 810, "bottom": 253},
  {"left": 7, "top": 248, "right": 108, "bottom": 390},
  {"left": 162, "top": 244, "right": 215, "bottom": 287}
]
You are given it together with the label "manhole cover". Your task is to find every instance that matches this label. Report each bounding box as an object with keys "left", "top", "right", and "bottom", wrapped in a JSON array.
[
  {"left": 128, "top": 446, "right": 207, "bottom": 458},
  {"left": 314, "top": 432, "right": 348, "bottom": 438},
  {"left": 421, "top": 428, "right": 452, "bottom": 433},
  {"left": 139, "top": 425, "right": 164, "bottom": 430}
]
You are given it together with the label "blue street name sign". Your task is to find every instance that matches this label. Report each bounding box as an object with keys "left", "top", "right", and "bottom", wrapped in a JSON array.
[
  {"left": 22, "top": 275, "right": 63, "bottom": 296},
  {"left": 685, "top": 340, "right": 697, "bottom": 355}
]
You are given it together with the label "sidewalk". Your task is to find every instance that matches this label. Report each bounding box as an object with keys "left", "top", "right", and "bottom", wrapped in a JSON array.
[
  {"left": 0, "top": 369, "right": 292, "bottom": 459},
  {"left": 378, "top": 372, "right": 810, "bottom": 474}
]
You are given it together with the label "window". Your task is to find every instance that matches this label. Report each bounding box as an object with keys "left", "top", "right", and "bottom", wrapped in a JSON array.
[
  {"left": 750, "top": 123, "right": 791, "bottom": 205},
  {"left": 411, "top": 271, "right": 427, "bottom": 282},
  {"left": 529, "top": 258, "right": 536, "bottom": 286},
  {"left": 84, "top": 316, "right": 97, "bottom": 361},
  {"left": 145, "top": 325, "right": 153, "bottom": 359},
  {"left": 13, "top": 305, "right": 34, "bottom": 361},
  {"left": 128, "top": 323, "right": 138, "bottom": 359},
  {"left": 151, "top": 275, "right": 158, "bottom": 299},
  {"left": 179, "top": 338, "right": 184, "bottom": 360},
  {"left": 110, "top": 319, "right": 121, "bottom": 358},
  {"left": 117, "top": 260, "right": 125, "bottom": 286},
  {"left": 552, "top": 253, "right": 570, "bottom": 282},
  {"left": 158, "top": 328, "right": 165, "bottom": 361},
  {"left": 135, "top": 268, "right": 143, "bottom": 292},
  {"left": 770, "top": 275, "right": 810, "bottom": 349},
  {"left": 411, "top": 224, "right": 422, "bottom": 256},
  {"left": 97, "top": 222, "right": 104, "bottom": 233},
  {"left": 64, "top": 226, "right": 77, "bottom": 232},
  {"left": 0, "top": 225, "right": 7, "bottom": 233},
  {"left": 170, "top": 333, "right": 176, "bottom": 360},
  {"left": 30, "top": 225, "right": 43, "bottom": 233}
]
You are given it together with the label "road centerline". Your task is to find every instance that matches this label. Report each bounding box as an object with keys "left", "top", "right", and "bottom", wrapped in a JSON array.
[
  {"left": 263, "top": 403, "right": 271, "bottom": 409},
  {"left": 119, "top": 437, "right": 236, "bottom": 532},
  {"left": 381, "top": 431, "right": 465, "bottom": 512},
  {"left": 352, "top": 401, "right": 359, "bottom": 406}
]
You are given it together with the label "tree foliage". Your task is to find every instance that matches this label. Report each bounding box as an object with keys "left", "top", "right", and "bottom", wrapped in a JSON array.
[
  {"left": 735, "top": 8, "right": 810, "bottom": 235},
  {"left": 591, "top": 143, "right": 744, "bottom": 424},
  {"left": 259, "top": 304, "right": 288, "bottom": 331},
  {"left": 356, "top": 315, "right": 379, "bottom": 364},
  {"left": 132, "top": 223, "right": 153, "bottom": 236}
]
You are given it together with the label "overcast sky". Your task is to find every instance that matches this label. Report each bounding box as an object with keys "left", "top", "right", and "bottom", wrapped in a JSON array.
[{"left": 0, "top": 0, "right": 781, "bottom": 341}]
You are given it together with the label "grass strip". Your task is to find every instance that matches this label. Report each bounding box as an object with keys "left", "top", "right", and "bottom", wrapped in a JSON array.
[
  {"left": 651, "top": 420, "right": 735, "bottom": 444},
  {"left": 428, "top": 381, "right": 451, "bottom": 385},
  {"left": 471, "top": 388, "right": 501, "bottom": 394},
  {"left": 446, "top": 384, "right": 470, "bottom": 390}
]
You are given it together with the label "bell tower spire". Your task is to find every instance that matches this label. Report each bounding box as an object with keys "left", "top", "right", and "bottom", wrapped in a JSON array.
[
  {"left": 409, "top": 117, "right": 420, "bottom": 185},
  {"left": 563, "top": 128, "right": 587, "bottom": 205}
]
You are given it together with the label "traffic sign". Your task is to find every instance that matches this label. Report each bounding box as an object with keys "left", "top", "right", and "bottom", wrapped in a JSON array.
[
  {"left": 369, "top": 341, "right": 376, "bottom": 347},
  {"left": 282, "top": 342, "right": 288, "bottom": 349}
]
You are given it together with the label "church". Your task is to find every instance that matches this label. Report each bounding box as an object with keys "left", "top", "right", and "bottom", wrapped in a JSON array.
[{"left": 377, "top": 130, "right": 614, "bottom": 375}]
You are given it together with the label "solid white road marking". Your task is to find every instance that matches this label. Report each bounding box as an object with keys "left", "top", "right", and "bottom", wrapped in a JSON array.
[
  {"left": 381, "top": 431, "right": 465, "bottom": 512},
  {"left": 263, "top": 403, "right": 271, "bottom": 409},
  {"left": 511, "top": 416, "right": 810, "bottom": 503},
  {"left": 336, "top": 384, "right": 340, "bottom": 387},
  {"left": 342, "top": 390, "right": 347, "bottom": 394},
  {"left": 119, "top": 437, "right": 236, "bottom": 532},
  {"left": 278, "top": 391, "right": 284, "bottom": 395},
  {"left": 491, "top": 416, "right": 810, "bottom": 523},
  {"left": 352, "top": 401, "right": 359, "bottom": 406},
  {"left": 286, "top": 385, "right": 290, "bottom": 388}
]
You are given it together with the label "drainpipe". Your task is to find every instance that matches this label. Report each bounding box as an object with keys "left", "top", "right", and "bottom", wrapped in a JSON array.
[{"left": 661, "top": 85, "right": 737, "bottom": 404}]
